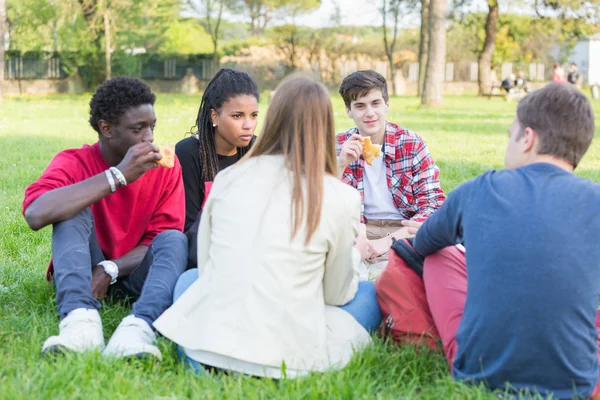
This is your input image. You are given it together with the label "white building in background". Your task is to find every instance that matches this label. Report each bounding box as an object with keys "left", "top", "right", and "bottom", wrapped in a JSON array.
[{"left": 569, "top": 33, "right": 600, "bottom": 85}]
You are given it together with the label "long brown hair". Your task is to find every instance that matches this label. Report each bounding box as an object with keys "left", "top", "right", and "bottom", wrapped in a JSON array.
[{"left": 248, "top": 75, "right": 337, "bottom": 244}]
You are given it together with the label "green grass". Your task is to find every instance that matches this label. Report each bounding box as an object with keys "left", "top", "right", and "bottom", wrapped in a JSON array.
[{"left": 1, "top": 93, "right": 599, "bottom": 399}]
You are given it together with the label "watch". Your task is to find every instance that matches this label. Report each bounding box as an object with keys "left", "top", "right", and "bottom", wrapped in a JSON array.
[
  {"left": 98, "top": 260, "right": 119, "bottom": 285},
  {"left": 387, "top": 233, "right": 398, "bottom": 246}
]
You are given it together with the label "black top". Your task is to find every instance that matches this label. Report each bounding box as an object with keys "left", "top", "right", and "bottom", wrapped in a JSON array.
[
  {"left": 568, "top": 71, "right": 580, "bottom": 84},
  {"left": 176, "top": 136, "right": 249, "bottom": 231}
]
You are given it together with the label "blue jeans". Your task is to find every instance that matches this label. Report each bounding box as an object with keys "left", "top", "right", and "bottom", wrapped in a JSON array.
[
  {"left": 52, "top": 208, "right": 188, "bottom": 327},
  {"left": 173, "top": 269, "right": 382, "bottom": 331},
  {"left": 172, "top": 269, "right": 382, "bottom": 373}
]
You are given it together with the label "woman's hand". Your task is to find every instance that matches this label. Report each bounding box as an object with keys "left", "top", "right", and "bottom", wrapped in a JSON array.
[{"left": 355, "top": 223, "right": 375, "bottom": 260}]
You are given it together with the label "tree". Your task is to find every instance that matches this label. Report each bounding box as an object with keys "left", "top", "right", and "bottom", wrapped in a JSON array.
[
  {"left": 417, "top": 0, "right": 429, "bottom": 96},
  {"left": 0, "top": 0, "right": 5, "bottom": 100},
  {"left": 421, "top": 0, "right": 446, "bottom": 106},
  {"left": 381, "top": 0, "right": 401, "bottom": 95},
  {"left": 380, "top": 0, "right": 417, "bottom": 94},
  {"left": 477, "top": 0, "right": 498, "bottom": 96},
  {"left": 230, "top": 0, "right": 319, "bottom": 37},
  {"left": 186, "top": 0, "right": 230, "bottom": 72},
  {"left": 272, "top": 24, "right": 300, "bottom": 73}
]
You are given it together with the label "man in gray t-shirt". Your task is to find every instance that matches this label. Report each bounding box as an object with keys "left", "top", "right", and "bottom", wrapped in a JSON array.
[{"left": 400, "top": 83, "right": 599, "bottom": 399}]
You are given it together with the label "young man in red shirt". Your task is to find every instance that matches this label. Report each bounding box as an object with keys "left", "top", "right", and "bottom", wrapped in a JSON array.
[
  {"left": 23, "top": 77, "right": 187, "bottom": 359},
  {"left": 336, "top": 70, "right": 445, "bottom": 273}
]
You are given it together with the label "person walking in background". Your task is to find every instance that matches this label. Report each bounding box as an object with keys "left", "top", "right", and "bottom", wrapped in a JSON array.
[
  {"left": 552, "top": 64, "right": 567, "bottom": 83},
  {"left": 568, "top": 63, "right": 582, "bottom": 87}
]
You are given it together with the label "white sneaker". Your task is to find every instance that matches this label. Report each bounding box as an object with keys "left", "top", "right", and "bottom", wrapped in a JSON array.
[
  {"left": 103, "top": 315, "right": 162, "bottom": 360},
  {"left": 42, "top": 308, "right": 105, "bottom": 355}
]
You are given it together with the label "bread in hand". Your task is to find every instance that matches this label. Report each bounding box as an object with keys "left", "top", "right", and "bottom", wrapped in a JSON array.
[
  {"left": 156, "top": 145, "right": 175, "bottom": 168},
  {"left": 362, "top": 137, "right": 382, "bottom": 166}
]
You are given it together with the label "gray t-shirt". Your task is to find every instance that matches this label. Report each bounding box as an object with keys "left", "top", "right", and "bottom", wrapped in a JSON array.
[{"left": 416, "top": 163, "right": 600, "bottom": 399}]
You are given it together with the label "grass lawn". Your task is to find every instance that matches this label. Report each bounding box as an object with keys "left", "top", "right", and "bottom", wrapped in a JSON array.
[{"left": 1, "top": 93, "right": 599, "bottom": 399}]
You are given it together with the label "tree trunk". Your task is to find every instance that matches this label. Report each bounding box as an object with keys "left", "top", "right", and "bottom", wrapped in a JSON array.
[
  {"left": 104, "top": 6, "right": 111, "bottom": 80},
  {"left": 477, "top": 0, "right": 498, "bottom": 96},
  {"left": 421, "top": 0, "right": 446, "bottom": 107},
  {"left": 382, "top": 0, "right": 400, "bottom": 95},
  {"left": 417, "top": 0, "right": 429, "bottom": 97},
  {"left": 0, "top": 0, "right": 6, "bottom": 100}
]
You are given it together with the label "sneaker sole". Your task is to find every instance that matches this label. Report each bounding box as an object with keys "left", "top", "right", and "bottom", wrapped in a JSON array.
[{"left": 42, "top": 344, "right": 74, "bottom": 357}]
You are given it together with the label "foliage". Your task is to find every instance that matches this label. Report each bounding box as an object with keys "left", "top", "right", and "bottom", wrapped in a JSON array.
[
  {"left": 228, "top": 0, "right": 320, "bottom": 36},
  {"left": 446, "top": 12, "right": 596, "bottom": 65},
  {"left": 158, "top": 18, "right": 213, "bottom": 54},
  {"left": 5, "top": 0, "right": 182, "bottom": 85}
]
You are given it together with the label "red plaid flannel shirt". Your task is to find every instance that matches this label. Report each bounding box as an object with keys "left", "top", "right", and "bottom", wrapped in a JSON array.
[{"left": 336, "top": 122, "right": 445, "bottom": 222}]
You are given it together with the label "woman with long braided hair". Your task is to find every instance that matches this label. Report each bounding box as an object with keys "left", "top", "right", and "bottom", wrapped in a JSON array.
[
  {"left": 176, "top": 69, "right": 259, "bottom": 268},
  {"left": 176, "top": 68, "right": 259, "bottom": 233}
]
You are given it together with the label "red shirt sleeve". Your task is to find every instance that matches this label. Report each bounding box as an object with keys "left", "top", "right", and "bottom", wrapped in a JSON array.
[
  {"left": 139, "top": 156, "right": 186, "bottom": 246},
  {"left": 23, "top": 151, "right": 81, "bottom": 215}
]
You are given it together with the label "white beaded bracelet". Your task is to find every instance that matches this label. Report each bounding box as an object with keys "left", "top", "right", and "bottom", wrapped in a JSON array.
[
  {"left": 109, "top": 167, "right": 127, "bottom": 187},
  {"left": 105, "top": 169, "right": 116, "bottom": 193}
]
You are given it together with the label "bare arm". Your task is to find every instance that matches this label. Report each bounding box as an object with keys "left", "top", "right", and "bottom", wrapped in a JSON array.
[
  {"left": 91, "top": 245, "right": 149, "bottom": 299},
  {"left": 112, "top": 245, "right": 149, "bottom": 277},
  {"left": 24, "top": 141, "right": 162, "bottom": 231},
  {"left": 25, "top": 173, "right": 116, "bottom": 231}
]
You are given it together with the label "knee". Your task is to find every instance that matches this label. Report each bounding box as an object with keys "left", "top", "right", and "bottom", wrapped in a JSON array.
[
  {"left": 358, "top": 281, "right": 380, "bottom": 310},
  {"left": 54, "top": 208, "right": 93, "bottom": 229},
  {"left": 424, "top": 246, "right": 465, "bottom": 268},
  {"left": 52, "top": 208, "right": 94, "bottom": 238},
  {"left": 423, "top": 245, "right": 466, "bottom": 282},
  {"left": 358, "top": 280, "right": 376, "bottom": 297},
  {"left": 153, "top": 230, "right": 187, "bottom": 248}
]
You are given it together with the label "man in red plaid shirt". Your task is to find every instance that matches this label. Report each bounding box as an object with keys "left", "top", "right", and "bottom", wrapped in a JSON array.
[{"left": 336, "top": 70, "right": 445, "bottom": 270}]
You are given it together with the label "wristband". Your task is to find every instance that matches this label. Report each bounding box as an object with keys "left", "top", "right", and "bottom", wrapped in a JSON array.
[
  {"left": 105, "top": 170, "right": 116, "bottom": 193},
  {"left": 98, "top": 260, "right": 119, "bottom": 285},
  {"left": 109, "top": 167, "right": 127, "bottom": 187}
]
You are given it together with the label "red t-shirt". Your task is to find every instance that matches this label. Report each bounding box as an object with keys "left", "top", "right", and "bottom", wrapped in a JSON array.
[{"left": 22, "top": 142, "right": 185, "bottom": 280}]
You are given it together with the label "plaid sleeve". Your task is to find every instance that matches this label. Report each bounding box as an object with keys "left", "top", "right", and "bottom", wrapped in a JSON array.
[{"left": 410, "top": 139, "right": 445, "bottom": 221}]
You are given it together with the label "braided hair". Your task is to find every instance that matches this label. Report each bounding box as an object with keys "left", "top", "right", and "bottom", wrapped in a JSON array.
[{"left": 192, "top": 68, "right": 259, "bottom": 184}]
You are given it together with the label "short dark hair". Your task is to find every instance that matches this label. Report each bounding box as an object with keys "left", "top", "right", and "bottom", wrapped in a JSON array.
[
  {"left": 516, "top": 82, "right": 595, "bottom": 168},
  {"left": 89, "top": 77, "right": 156, "bottom": 134},
  {"left": 339, "top": 70, "right": 389, "bottom": 109}
]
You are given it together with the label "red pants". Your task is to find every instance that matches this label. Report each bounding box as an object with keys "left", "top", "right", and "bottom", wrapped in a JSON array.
[{"left": 383, "top": 246, "right": 600, "bottom": 398}]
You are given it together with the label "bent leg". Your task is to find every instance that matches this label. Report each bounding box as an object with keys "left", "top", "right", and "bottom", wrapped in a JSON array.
[
  {"left": 375, "top": 250, "right": 439, "bottom": 349},
  {"left": 52, "top": 208, "right": 102, "bottom": 319},
  {"left": 423, "top": 246, "right": 467, "bottom": 369},
  {"left": 119, "top": 230, "right": 188, "bottom": 327},
  {"left": 339, "top": 281, "right": 382, "bottom": 332}
]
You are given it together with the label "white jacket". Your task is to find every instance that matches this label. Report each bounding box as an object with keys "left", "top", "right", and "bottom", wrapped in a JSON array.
[{"left": 154, "top": 155, "right": 371, "bottom": 376}]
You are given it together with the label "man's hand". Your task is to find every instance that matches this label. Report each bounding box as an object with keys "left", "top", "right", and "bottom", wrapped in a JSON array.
[
  {"left": 337, "top": 134, "right": 363, "bottom": 172},
  {"left": 91, "top": 266, "right": 111, "bottom": 300},
  {"left": 116, "top": 142, "right": 161, "bottom": 185},
  {"left": 401, "top": 220, "right": 424, "bottom": 236},
  {"left": 368, "top": 226, "right": 415, "bottom": 259}
]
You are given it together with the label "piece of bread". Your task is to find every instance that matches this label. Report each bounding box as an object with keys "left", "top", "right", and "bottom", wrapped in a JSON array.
[
  {"left": 362, "top": 137, "right": 382, "bottom": 166},
  {"left": 156, "top": 145, "right": 175, "bottom": 168}
]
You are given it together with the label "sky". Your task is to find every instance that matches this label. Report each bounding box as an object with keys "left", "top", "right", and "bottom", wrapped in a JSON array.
[
  {"left": 294, "top": 0, "right": 383, "bottom": 27},
  {"left": 223, "top": 0, "right": 494, "bottom": 28}
]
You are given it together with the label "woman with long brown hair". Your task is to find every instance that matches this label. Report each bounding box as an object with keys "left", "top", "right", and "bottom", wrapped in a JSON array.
[{"left": 154, "top": 75, "right": 381, "bottom": 377}]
